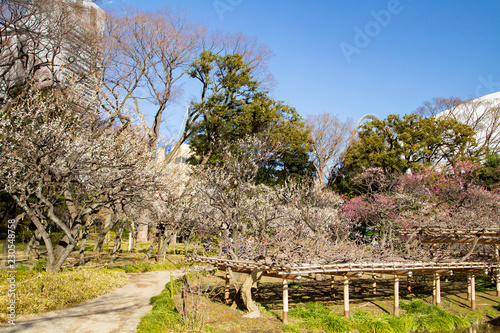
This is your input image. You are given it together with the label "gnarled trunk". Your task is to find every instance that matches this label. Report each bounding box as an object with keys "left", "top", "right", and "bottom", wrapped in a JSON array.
[{"left": 240, "top": 269, "right": 263, "bottom": 318}]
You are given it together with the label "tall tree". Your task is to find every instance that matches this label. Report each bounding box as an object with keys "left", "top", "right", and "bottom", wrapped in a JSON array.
[
  {"left": 341, "top": 114, "right": 477, "bottom": 176},
  {"left": 187, "top": 51, "right": 312, "bottom": 183},
  {"left": 305, "top": 113, "right": 354, "bottom": 186},
  {"left": 416, "top": 96, "right": 500, "bottom": 155},
  {"left": 0, "top": 86, "right": 165, "bottom": 272},
  {"left": 100, "top": 7, "right": 272, "bottom": 152}
]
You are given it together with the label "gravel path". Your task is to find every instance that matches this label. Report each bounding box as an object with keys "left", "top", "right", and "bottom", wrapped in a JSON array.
[{"left": 3, "top": 269, "right": 186, "bottom": 333}]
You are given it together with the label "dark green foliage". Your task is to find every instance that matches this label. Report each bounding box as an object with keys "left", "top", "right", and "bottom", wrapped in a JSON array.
[
  {"left": 476, "top": 153, "right": 500, "bottom": 190},
  {"left": 475, "top": 275, "right": 496, "bottom": 292},
  {"left": 50, "top": 232, "right": 65, "bottom": 247},
  {"left": 33, "top": 258, "right": 47, "bottom": 272},
  {"left": 187, "top": 51, "right": 313, "bottom": 184},
  {"left": 330, "top": 114, "right": 478, "bottom": 193}
]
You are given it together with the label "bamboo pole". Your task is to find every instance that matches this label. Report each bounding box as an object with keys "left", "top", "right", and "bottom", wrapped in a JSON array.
[
  {"left": 435, "top": 273, "right": 441, "bottom": 306},
  {"left": 283, "top": 279, "right": 289, "bottom": 323},
  {"left": 344, "top": 275, "right": 350, "bottom": 319},
  {"left": 471, "top": 273, "right": 476, "bottom": 310},
  {"left": 170, "top": 272, "right": 174, "bottom": 297},
  {"left": 467, "top": 273, "right": 472, "bottom": 301},
  {"left": 394, "top": 275, "right": 400, "bottom": 316},
  {"left": 224, "top": 270, "right": 230, "bottom": 304},
  {"left": 372, "top": 273, "right": 377, "bottom": 294}
]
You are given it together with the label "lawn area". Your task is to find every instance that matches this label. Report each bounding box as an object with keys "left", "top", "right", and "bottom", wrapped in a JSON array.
[{"left": 0, "top": 235, "right": 191, "bottom": 324}]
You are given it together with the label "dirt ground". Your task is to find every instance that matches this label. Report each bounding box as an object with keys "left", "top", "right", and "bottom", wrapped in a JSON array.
[{"left": 2, "top": 269, "right": 186, "bottom": 333}]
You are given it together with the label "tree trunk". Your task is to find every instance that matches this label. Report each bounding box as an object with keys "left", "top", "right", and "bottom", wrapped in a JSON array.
[
  {"left": 136, "top": 210, "right": 150, "bottom": 242},
  {"left": 94, "top": 212, "right": 116, "bottom": 253},
  {"left": 146, "top": 234, "right": 159, "bottom": 260},
  {"left": 51, "top": 222, "right": 85, "bottom": 271},
  {"left": 240, "top": 269, "right": 263, "bottom": 318},
  {"left": 130, "top": 221, "right": 137, "bottom": 251},
  {"left": 112, "top": 221, "right": 125, "bottom": 255},
  {"left": 79, "top": 227, "right": 89, "bottom": 266},
  {"left": 25, "top": 230, "right": 41, "bottom": 258},
  {"left": 12, "top": 196, "right": 55, "bottom": 271},
  {"left": 159, "top": 228, "right": 174, "bottom": 255},
  {"left": 169, "top": 231, "right": 178, "bottom": 255}
]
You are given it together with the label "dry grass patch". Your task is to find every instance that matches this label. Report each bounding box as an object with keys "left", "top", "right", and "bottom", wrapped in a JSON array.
[{"left": 0, "top": 267, "right": 128, "bottom": 323}]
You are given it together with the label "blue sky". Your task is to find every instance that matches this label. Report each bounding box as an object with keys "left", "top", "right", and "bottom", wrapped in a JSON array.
[{"left": 101, "top": 0, "right": 500, "bottom": 138}]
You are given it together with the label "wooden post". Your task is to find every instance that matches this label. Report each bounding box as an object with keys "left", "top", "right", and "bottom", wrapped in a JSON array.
[
  {"left": 330, "top": 275, "right": 336, "bottom": 298},
  {"left": 224, "top": 270, "right": 230, "bottom": 304},
  {"left": 435, "top": 273, "right": 441, "bottom": 307},
  {"left": 432, "top": 273, "right": 437, "bottom": 305},
  {"left": 496, "top": 269, "right": 500, "bottom": 297},
  {"left": 372, "top": 273, "right": 377, "bottom": 294},
  {"left": 394, "top": 274, "right": 400, "bottom": 316},
  {"left": 471, "top": 273, "right": 476, "bottom": 310},
  {"left": 467, "top": 273, "right": 472, "bottom": 301},
  {"left": 344, "top": 275, "right": 350, "bottom": 319},
  {"left": 283, "top": 279, "right": 289, "bottom": 324}
]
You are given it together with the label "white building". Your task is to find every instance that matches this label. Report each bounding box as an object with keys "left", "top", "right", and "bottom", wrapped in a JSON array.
[
  {"left": 436, "top": 91, "right": 500, "bottom": 155},
  {"left": 0, "top": 0, "right": 104, "bottom": 106}
]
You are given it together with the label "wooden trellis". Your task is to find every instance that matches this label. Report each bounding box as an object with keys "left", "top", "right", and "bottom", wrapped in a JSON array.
[
  {"left": 188, "top": 256, "right": 500, "bottom": 322},
  {"left": 189, "top": 227, "right": 500, "bottom": 322}
]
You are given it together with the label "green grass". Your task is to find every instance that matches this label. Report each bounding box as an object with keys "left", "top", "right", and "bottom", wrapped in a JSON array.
[
  {"left": 136, "top": 288, "right": 182, "bottom": 333},
  {"left": 286, "top": 300, "right": 469, "bottom": 333},
  {"left": 137, "top": 269, "right": 218, "bottom": 333},
  {"left": 288, "top": 302, "right": 355, "bottom": 333},
  {"left": 0, "top": 267, "right": 128, "bottom": 323},
  {"left": 402, "top": 299, "right": 469, "bottom": 332}
]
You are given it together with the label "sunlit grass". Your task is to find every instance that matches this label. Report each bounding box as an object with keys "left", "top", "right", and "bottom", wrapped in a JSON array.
[
  {"left": 0, "top": 268, "right": 128, "bottom": 323},
  {"left": 287, "top": 300, "right": 469, "bottom": 333}
]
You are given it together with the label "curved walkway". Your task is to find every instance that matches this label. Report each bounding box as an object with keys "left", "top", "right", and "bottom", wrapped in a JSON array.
[{"left": 3, "top": 269, "right": 186, "bottom": 333}]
